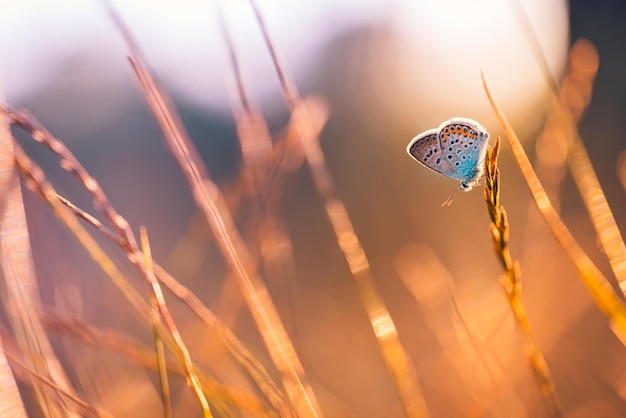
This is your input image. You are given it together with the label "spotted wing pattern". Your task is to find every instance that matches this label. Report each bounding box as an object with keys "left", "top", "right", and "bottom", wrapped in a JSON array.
[
  {"left": 407, "top": 117, "right": 490, "bottom": 189},
  {"left": 406, "top": 129, "right": 458, "bottom": 178},
  {"left": 436, "top": 118, "right": 490, "bottom": 183}
]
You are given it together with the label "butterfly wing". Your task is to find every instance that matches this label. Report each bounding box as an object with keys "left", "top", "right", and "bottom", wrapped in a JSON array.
[
  {"left": 436, "top": 118, "right": 490, "bottom": 183},
  {"left": 406, "top": 129, "right": 460, "bottom": 179}
]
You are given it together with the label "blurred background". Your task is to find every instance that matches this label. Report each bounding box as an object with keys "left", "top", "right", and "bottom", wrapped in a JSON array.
[{"left": 2, "top": 0, "right": 626, "bottom": 416}]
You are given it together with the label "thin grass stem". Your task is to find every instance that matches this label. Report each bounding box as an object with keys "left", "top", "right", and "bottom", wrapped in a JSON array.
[
  {"left": 140, "top": 228, "right": 172, "bottom": 418},
  {"left": 484, "top": 137, "right": 562, "bottom": 417}
]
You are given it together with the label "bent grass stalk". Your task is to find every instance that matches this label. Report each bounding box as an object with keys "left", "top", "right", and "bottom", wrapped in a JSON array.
[
  {"left": 481, "top": 71, "right": 626, "bottom": 345},
  {"left": 484, "top": 137, "right": 562, "bottom": 417},
  {"left": 246, "top": 1, "right": 429, "bottom": 416}
]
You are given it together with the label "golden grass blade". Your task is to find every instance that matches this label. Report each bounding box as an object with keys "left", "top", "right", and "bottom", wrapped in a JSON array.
[
  {"left": 0, "top": 106, "right": 80, "bottom": 417},
  {"left": 105, "top": 5, "right": 320, "bottom": 416},
  {"left": 246, "top": 1, "right": 429, "bottom": 416},
  {"left": 481, "top": 71, "right": 626, "bottom": 345},
  {"left": 484, "top": 137, "right": 562, "bottom": 417},
  {"left": 140, "top": 227, "right": 172, "bottom": 418},
  {"left": 511, "top": 0, "right": 626, "bottom": 294},
  {"left": 51, "top": 188, "right": 290, "bottom": 415}
]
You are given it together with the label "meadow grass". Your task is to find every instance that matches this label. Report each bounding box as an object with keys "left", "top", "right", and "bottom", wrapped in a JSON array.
[{"left": 0, "top": 2, "right": 625, "bottom": 418}]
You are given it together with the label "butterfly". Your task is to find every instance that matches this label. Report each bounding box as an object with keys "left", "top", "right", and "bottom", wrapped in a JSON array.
[{"left": 406, "top": 117, "right": 490, "bottom": 205}]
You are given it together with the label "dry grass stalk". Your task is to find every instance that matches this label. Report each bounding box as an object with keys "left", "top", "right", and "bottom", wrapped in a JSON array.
[
  {"left": 512, "top": 0, "right": 626, "bottom": 295},
  {"left": 127, "top": 55, "right": 292, "bottom": 416},
  {"left": 0, "top": 106, "right": 80, "bottom": 417},
  {"left": 245, "top": 1, "right": 429, "bottom": 416},
  {"left": 9, "top": 126, "right": 213, "bottom": 416},
  {"left": 105, "top": 4, "right": 319, "bottom": 416},
  {"left": 140, "top": 227, "right": 172, "bottom": 418},
  {"left": 481, "top": 71, "right": 626, "bottom": 345},
  {"left": 484, "top": 137, "right": 562, "bottom": 417}
]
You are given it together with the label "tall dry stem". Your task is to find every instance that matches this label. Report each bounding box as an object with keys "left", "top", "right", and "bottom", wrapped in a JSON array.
[{"left": 484, "top": 137, "right": 562, "bottom": 417}]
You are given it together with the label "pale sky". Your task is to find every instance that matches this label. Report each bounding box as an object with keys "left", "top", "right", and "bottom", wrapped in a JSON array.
[{"left": 0, "top": 0, "right": 568, "bottom": 128}]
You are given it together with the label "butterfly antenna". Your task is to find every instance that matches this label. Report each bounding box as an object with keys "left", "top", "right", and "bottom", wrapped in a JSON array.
[{"left": 441, "top": 186, "right": 458, "bottom": 207}]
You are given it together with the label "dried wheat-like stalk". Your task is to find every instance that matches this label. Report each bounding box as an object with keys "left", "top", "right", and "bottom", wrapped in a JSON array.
[
  {"left": 481, "top": 71, "right": 626, "bottom": 345},
  {"left": 484, "top": 137, "right": 562, "bottom": 417},
  {"left": 245, "top": 2, "right": 429, "bottom": 416}
]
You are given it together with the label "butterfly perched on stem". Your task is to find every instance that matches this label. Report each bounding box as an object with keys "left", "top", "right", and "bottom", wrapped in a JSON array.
[{"left": 406, "top": 117, "right": 490, "bottom": 205}]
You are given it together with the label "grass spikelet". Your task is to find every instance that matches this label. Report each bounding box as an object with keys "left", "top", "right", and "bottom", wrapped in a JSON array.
[
  {"left": 481, "top": 71, "right": 626, "bottom": 346},
  {"left": 484, "top": 137, "right": 562, "bottom": 417}
]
